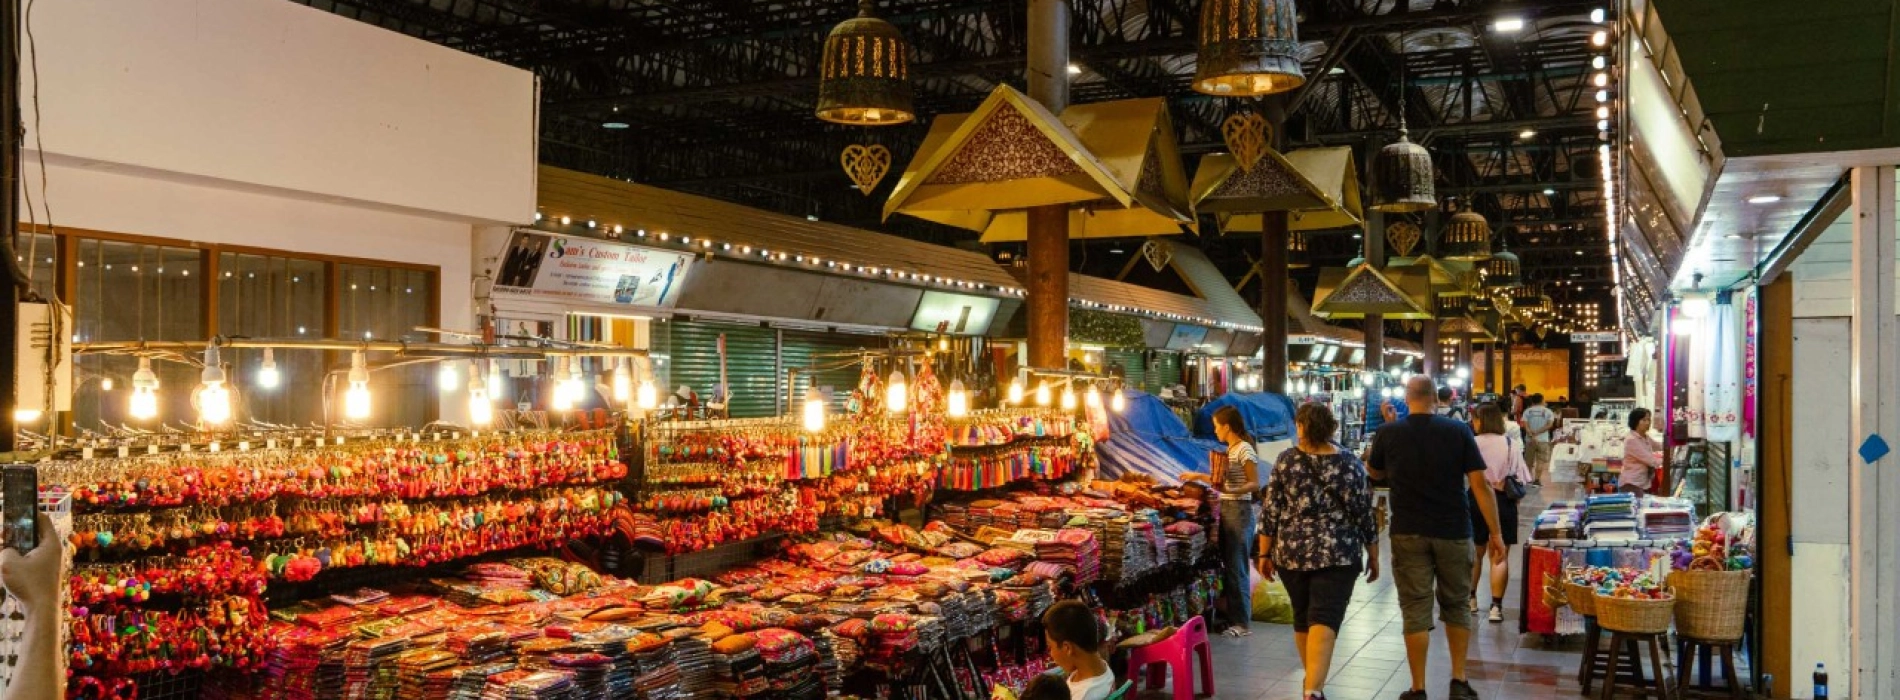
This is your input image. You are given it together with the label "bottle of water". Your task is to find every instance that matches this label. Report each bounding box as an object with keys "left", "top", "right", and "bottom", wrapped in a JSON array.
[{"left": 1815, "top": 663, "right": 1829, "bottom": 699}]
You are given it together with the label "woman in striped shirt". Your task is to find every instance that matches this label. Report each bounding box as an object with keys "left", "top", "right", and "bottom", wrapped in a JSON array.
[{"left": 1185, "top": 405, "right": 1262, "bottom": 637}]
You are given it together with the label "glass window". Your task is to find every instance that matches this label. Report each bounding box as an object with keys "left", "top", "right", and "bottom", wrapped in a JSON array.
[
  {"left": 337, "top": 264, "right": 436, "bottom": 427},
  {"left": 218, "top": 253, "right": 327, "bottom": 426},
  {"left": 72, "top": 239, "right": 202, "bottom": 431}
]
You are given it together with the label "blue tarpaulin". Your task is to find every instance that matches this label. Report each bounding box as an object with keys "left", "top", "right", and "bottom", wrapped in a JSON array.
[
  {"left": 1095, "top": 390, "right": 1225, "bottom": 483},
  {"left": 1192, "top": 393, "right": 1298, "bottom": 443}
]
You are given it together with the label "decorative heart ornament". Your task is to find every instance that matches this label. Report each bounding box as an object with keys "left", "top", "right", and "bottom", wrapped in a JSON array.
[
  {"left": 840, "top": 144, "right": 893, "bottom": 196},
  {"left": 1221, "top": 113, "right": 1271, "bottom": 172},
  {"left": 1386, "top": 221, "right": 1422, "bottom": 258},
  {"left": 1141, "top": 239, "right": 1173, "bottom": 272}
]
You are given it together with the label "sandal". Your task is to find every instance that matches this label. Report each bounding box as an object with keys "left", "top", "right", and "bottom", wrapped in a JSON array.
[{"left": 1223, "top": 626, "right": 1252, "bottom": 638}]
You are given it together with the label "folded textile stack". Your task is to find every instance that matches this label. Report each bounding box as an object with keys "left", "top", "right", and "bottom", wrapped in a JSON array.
[
  {"left": 813, "top": 631, "right": 844, "bottom": 695},
  {"left": 259, "top": 625, "right": 350, "bottom": 700},
  {"left": 466, "top": 562, "right": 535, "bottom": 589},
  {"left": 1583, "top": 494, "right": 1640, "bottom": 541},
  {"left": 1532, "top": 501, "right": 1586, "bottom": 540},
  {"left": 1164, "top": 521, "right": 1207, "bottom": 565},
  {"left": 630, "top": 636, "right": 685, "bottom": 700},
  {"left": 711, "top": 647, "right": 770, "bottom": 698},
  {"left": 665, "top": 629, "right": 714, "bottom": 697},
  {"left": 1639, "top": 497, "right": 1696, "bottom": 540},
  {"left": 446, "top": 662, "right": 517, "bottom": 700},
  {"left": 550, "top": 653, "right": 612, "bottom": 700},
  {"left": 1033, "top": 528, "right": 1102, "bottom": 584},
  {"left": 395, "top": 648, "right": 460, "bottom": 700},
  {"left": 342, "top": 635, "right": 409, "bottom": 700},
  {"left": 487, "top": 669, "right": 577, "bottom": 700},
  {"left": 937, "top": 503, "right": 971, "bottom": 531}
]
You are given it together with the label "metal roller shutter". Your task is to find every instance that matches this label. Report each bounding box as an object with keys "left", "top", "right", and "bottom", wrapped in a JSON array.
[
  {"left": 779, "top": 329, "right": 884, "bottom": 414},
  {"left": 1149, "top": 351, "right": 1183, "bottom": 393},
  {"left": 668, "top": 320, "right": 780, "bottom": 418},
  {"left": 1106, "top": 349, "right": 1146, "bottom": 394}
]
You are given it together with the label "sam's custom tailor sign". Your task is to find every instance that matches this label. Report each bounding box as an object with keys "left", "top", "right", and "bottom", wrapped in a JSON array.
[{"left": 494, "top": 230, "right": 695, "bottom": 308}]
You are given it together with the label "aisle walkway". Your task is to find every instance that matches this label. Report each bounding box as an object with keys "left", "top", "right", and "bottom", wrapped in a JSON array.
[{"left": 1198, "top": 485, "right": 1589, "bottom": 700}]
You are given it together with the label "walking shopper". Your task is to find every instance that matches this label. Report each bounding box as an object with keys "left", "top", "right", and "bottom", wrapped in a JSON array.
[
  {"left": 1621, "top": 408, "right": 1660, "bottom": 495},
  {"left": 1183, "top": 405, "right": 1260, "bottom": 637},
  {"left": 1469, "top": 405, "right": 1530, "bottom": 624},
  {"left": 1520, "top": 394, "right": 1557, "bottom": 486},
  {"left": 1367, "top": 375, "right": 1506, "bottom": 700},
  {"left": 1258, "top": 403, "right": 1380, "bottom": 700}
]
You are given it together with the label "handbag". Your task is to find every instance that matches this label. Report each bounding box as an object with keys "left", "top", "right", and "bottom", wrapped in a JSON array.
[{"left": 1501, "top": 475, "right": 1528, "bottom": 501}]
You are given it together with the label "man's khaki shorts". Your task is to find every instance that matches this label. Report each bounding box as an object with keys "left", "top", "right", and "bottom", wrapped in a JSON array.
[{"left": 1391, "top": 534, "right": 1476, "bottom": 634}]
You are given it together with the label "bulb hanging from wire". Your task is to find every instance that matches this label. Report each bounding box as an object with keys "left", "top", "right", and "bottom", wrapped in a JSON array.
[
  {"left": 1007, "top": 377, "right": 1025, "bottom": 405},
  {"left": 611, "top": 358, "right": 633, "bottom": 404},
  {"left": 1110, "top": 387, "right": 1127, "bottom": 413},
  {"left": 196, "top": 342, "right": 232, "bottom": 426},
  {"left": 947, "top": 379, "right": 969, "bottom": 418},
  {"left": 257, "top": 347, "right": 280, "bottom": 389},
  {"left": 636, "top": 368, "right": 659, "bottom": 410},
  {"left": 1060, "top": 384, "right": 1077, "bottom": 411},
  {"left": 1084, "top": 384, "right": 1103, "bottom": 411},
  {"left": 437, "top": 360, "right": 459, "bottom": 391},
  {"left": 886, "top": 368, "right": 908, "bottom": 414},
  {"left": 802, "top": 387, "right": 826, "bottom": 432},
  {"left": 1034, "top": 381, "right": 1052, "bottom": 407},
  {"left": 487, "top": 361, "right": 504, "bottom": 400},
  {"left": 344, "top": 350, "right": 372, "bottom": 420},
  {"left": 552, "top": 357, "right": 580, "bottom": 410},
  {"left": 129, "top": 356, "right": 160, "bottom": 421},
  {"left": 467, "top": 363, "right": 493, "bottom": 426}
]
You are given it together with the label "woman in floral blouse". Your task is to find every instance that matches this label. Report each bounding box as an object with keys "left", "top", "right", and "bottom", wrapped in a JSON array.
[{"left": 1257, "top": 403, "right": 1381, "bottom": 700}]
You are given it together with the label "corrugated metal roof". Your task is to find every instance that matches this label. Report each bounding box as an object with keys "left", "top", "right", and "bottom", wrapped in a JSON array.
[
  {"left": 1002, "top": 266, "right": 1259, "bottom": 333},
  {"left": 1165, "top": 246, "right": 1266, "bottom": 331}
]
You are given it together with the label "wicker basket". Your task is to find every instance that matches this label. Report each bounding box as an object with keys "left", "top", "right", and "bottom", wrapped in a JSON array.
[
  {"left": 1596, "top": 594, "right": 1676, "bottom": 634},
  {"left": 1565, "top": 581, "right": 1599, "bottom": 616},
  {"left": 1669, "top": 569, "right": 1750, "bottom": 641}
]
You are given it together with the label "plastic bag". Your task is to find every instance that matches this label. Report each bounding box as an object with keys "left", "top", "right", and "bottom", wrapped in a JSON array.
[{"left": 1249, "top": 567, "right": 1293, "bottom": 624}]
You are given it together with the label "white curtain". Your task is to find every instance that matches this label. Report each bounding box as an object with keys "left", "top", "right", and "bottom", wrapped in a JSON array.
[
  {"left": 1704, "top": 300, "right": 1743, "bottom": 442},
  {"left": 1681, "top": 313, "right": 1709, "bottom": 439}
]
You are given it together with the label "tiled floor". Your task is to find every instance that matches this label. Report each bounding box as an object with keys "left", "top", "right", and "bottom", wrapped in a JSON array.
[{"left": 1183, "top": 484, "right": 1595, "bottom": 700}]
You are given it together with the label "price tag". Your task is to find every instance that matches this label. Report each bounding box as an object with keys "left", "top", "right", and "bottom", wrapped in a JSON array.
[
  {"left": 238, "top": 441, "right": 251, "bottom": 452},
  {"left": 147, "top": 444, "right": 159, "bottom": 455},
  {"left": 82, "top": 447, "right": 94, "bottom": 460},
  {"left": 267, "top": 439, "right": 278, "bottom": 450},
  {"left": 210, "top": 442, "right": 221, "bottom": 453},
  {"left": 117, "top": 446, "right": 129, "bottom": 459}
]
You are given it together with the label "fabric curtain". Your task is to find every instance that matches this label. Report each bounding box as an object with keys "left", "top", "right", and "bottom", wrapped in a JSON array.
[{"left": 1704, "top": 301, "right": 1743, "bottom": 442}]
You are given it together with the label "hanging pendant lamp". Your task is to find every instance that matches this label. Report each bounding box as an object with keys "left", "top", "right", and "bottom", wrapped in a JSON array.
[
  {"left": 1287, "top": 230, "right": 1312, "bottom": 268},
  {"left": 1193, "top": 0, "right": 1306, "bottom": 97},
  {"left": 1439, "top": 202, "right": 1493, "bottom": 261},
  {"left": 815, "top": 0, "right": 914, "bottom": 125},
  {"left": 1373, "top": 127, "right": 1436, "bottom": 212},
  {"left": 1480, "top": 250, "right": 1521, "bottom": 288}
]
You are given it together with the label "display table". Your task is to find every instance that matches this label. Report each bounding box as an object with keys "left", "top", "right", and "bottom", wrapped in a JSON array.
[{"left": 1517, "top": 538, "right": 1682, "bottom": 636}]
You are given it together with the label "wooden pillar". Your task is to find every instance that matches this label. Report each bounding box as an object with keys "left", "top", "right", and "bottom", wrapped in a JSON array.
[
  {"left": 1458, "top": 336, "right": 1473, "bottom": 375},
  {"left": 1483, "top": 341, "right": 1496, "bottom": 393},
  {"left": 1261, "top": 213, "right": 1289, "bottom": 391},
  {"left": 1501, "top": 327, "right": 1515, "bottom": 394},
  {"left": 1423, "top": 319, "right": 1440, "bottom": 378},
  {"left": 1847, "top": 164, "right": 1899, "bottom": 699},
  {"left": 1023, "top": 0, "right": 1070, "bottom": 370},
  {"left": 1760, "top": 277, "right": 1792, "bottom": 690},
  {"left": 1363, "top": 196, "right": 1386, "bottom": 377}
]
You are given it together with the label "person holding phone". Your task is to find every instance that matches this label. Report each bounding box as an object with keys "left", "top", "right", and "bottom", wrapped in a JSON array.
[{"left": 1183, "top": 405, "right": 1261, "bottom": 637}]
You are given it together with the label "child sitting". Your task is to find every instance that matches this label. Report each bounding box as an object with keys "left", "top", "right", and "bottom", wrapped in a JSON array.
[
  {"left": 1019, "top": 674, "right": 1072, "bottom": 700},
  {"left": 1043, "top": 600, "right": 1114, "bottom": 700}
]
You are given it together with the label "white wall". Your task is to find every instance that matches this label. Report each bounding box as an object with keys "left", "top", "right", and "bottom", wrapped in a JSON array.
[
  {"left": 1787, "top": 313, "right": 1854, "bottom": 697},
  {"left": 20, "top": 0, "right": 537, "bottom": 224}
]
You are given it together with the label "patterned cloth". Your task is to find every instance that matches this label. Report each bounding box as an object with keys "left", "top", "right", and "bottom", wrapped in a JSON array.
[{"left": 1258, "top": 447, "right": 1378, "bottom": 572}]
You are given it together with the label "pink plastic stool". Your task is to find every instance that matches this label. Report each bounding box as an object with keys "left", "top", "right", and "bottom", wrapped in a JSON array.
[{"left": 1124, "top": 615, "right": 1214, "bottom": 700}]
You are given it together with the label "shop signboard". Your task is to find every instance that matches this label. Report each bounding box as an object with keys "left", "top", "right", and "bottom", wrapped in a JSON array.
[
  {"left": 908, "top": 291, "right": 1000, "bottom": 336},
  {"left": 1164, "top": 325, "right": 1208, "bottom": 352},
  {"left": 493, "top": 230, "right": 695, "bottom": 309},
  {"left": 1572, "top": 332, "right": 1621, "bottom": 343}
]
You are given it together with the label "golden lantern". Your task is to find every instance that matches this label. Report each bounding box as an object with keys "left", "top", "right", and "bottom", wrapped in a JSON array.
[
  {"left": 1193, "top": 0, "right": 1306, "bottom": 97},
  {"left": 1439, "top": 205, "right": 1492, "bottom": 261},
  {"left": 1480, "top": 250, "right": 1521, "bottom": 288},
  {"left": 1373, "top": 128, "right": 1435, "bottom": 212},
  {"left": 816, "top": 1, "right": 914, "bottom": 126},
  {"left": 1288, "top": 230, "right": 1312, "bottom": 268}
]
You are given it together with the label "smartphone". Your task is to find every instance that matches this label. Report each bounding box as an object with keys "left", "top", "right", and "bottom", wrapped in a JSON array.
[{"left": 4, "top": 465, "right": 37, "bottom": 553}]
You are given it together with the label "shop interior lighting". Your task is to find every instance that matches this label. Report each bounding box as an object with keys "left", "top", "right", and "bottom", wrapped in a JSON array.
[
  {"left": 196, "top": 342, "right": 233, "bottom": 426},
  {"left": 257, "top": 347, "right": 281, "bottom": 389},
  {"left": 467, "top": 363, "right": 494, "bottom": 427},
  {"left": 553, "top": 357, "right": 584, "bottom": 411},
  {"left": 100, "top": 378, "right": 113, "bottom": 391},
  {"left": 1456, "top": 366, "right": 1471, "bottom": 379},
  {"left": 1059, "top": 383, "right": 1078, "bottom": 412},
  {"left": 886, "top": 369, "right": 908, "bottom": 414},
  {"left": 1747, "top": 194, "right": 1783, "bottom": 205},
  {"left": 1034, "top": 381, "right": 1052, "bottom": 407},
  {"left": 1284, "top": 380, "right": 1294, "bottom": 395},
  {"left": 636, "top": 371, "right": 659, "bottom": 410},
  {"left": 1109, "top": 387, "right": 1126, "bottom": 413},
  {"left": 802, "top": 387, "right": 827, "bottom": 432},
  {"left": 947, "top": 379, "right": 970, "bottom": 418},
  {"left": 437, "top": 360, "right": 460, "bottom": 392},
  {"left": 487, "top": 362, "right": 505, "bottom": 400},
  {"left": 130, "top": 356, "right": 160, "bottom": 421},
  {"left": 344, "top": 350, "right": 372, "bottom": 421},
  {"left": 611, "top": 358, "right": 633, "bottom": 404},
  {"left": 1518, "top": 128, "right": 1537, "bottom": 139},
  {"left": 1007, "top": 377, "right": 1025, "bottom": 405},
  {"left": 1492, "top": 17, "right": 1525, "bottom": 32}
]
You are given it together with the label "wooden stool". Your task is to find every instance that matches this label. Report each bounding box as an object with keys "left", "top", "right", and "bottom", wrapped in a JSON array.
[
  {"left": 1579, "top": 615, "right": 1648, "bottom": 695},
  {"left": 1674, "top": 637, "right": 1746, "bottom": 699},
  {"left": 1599, "top": 630, "right": 1673, "bottom": 700}
]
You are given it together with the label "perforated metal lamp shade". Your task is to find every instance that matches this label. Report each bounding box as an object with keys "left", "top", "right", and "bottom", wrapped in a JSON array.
[
  {"left": 1372, "top": 131, "right": 1435, "bottom": 213},
  {"left": 1193, "top": 0, "right": 1306, "bottom": 97},
  {"left": 815, "top": 1, "right": 915, "bottom": 125},
  {"left": 1434, "top": 294, "right": 1468, "bottom": 317},
  {"left": 1439, "top": 210, "right": 1493, "bottom": 261},
  {"left": 1288, "top": 230, "right": 1312, "bottom": 268},
  {"left": 1509, "top": 286, "right": 1542, "bottom": 308},
  {"left": 1479, "top": 250, "right": 1521, "bottom": 288}
]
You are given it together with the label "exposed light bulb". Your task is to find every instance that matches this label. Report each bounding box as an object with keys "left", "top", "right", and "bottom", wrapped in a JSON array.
[
  {"left": 1034, "top": 381, "right": 1052, "bottom": 407},
  {"left": 197, "top": 342, "right": 233, "bottom": 425},
  {"left": 938, "top": 337, "right": 949, "bottom": 353},
  {"left": 637, "top": 373, "right": 659, "bottom": 410},
  {"left": 257, "top": 348, "right": 281, "bottom": 389},
  {"left": 1084, "top": 384, "right": 1102, "bottom": 411},
  {"left": 1007, "top": 378, "right": 1025, "bottom": 405},
  {"left": 100, "top": 377, "right": 114, "bottom": 391},
  {"left": 552, "top": 357, "right": 580, "bottom": 410},
  {"left": 130, "top": 356, "right": 160, "bottom": 421},
  {"left": 1109, "top": 388, "right": 1127, "bottom": 413},
  {"left": 611, "top": 358, "right": 633, "bottom": 404},
  {"left": 947, "top": 379, "right": 969, "bottom": 418},
  {"left": 438, "top": 360, "right": 460, "bottom": 391},
  {"left": 487, "top": 361, "right": 504, "bottom": 399},
  {"left": 1681, "top": 295, "right": 1711, "bottom": 319},
  {"left": 1456, "top": 366, "right": 1471, "bottom": 379},
  {"left": 886, "top": 369, "right": 908, "bottom": 414},
  {"left": 803, "top": 387, "right": 827, "bottom": 432},
  {"left": 12, "top": 409, "right": 40, "bottom": 423},
  {"left": 1060, "top": 384, "right": 1077, "bottom": 412},
  {"left": 344, "top": 350, "right": 372, "bottom": 421},
  {"left": 467, "top": 364, "right": 493, "bottom": 426}
]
